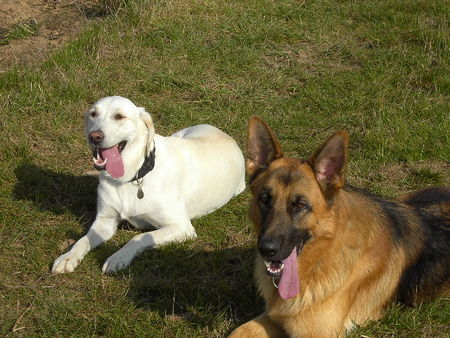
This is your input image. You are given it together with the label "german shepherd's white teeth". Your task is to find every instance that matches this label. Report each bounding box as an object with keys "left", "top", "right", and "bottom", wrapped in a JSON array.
[{"left": 266, "top": 262, "right": 284, "bottom": 276}]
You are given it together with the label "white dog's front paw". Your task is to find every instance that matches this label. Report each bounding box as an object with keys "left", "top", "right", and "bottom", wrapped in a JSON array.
[
  {"left": 52, "top": 252, "right": 81, "bottom": 273},
  {"left": 102, "top": 250, "right": 134, "bottom": 273}
]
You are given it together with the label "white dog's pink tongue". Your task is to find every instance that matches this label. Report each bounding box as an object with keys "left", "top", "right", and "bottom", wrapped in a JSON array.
[
  {"left": 99, "top": 146, "right": 124, "bottom": 178},
  {"left": 278, "top": 247, "right": 299, "bottom": 299}
]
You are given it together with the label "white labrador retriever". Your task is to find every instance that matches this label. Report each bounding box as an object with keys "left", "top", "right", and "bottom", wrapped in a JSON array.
[{"left": 52, "top": 96, "right": 245, "bottom": 273}]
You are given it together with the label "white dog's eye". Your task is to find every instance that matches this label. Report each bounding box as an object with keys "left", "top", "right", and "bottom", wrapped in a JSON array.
[
  {"left": 114, "top": 114, "right": 125, "bottom": 120},
  {"left": 90, "top": 111, "right": 97, "bottom": 118}
]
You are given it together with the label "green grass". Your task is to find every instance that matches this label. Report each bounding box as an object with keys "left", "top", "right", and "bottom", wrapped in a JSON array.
[
  {"left": 0, "top": 0, "right": 449, "bottom": 336},
  {"left": 0, "top": 19, "right": 39, "bottom": 45}
]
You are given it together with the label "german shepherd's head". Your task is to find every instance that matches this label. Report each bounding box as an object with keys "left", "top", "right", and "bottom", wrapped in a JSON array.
[{"left": 247, "top": 116, "right": 349, "bottom": 299}]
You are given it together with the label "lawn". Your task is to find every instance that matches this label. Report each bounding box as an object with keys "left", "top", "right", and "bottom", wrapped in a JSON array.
[{"left": 0, "top": 0, "right": 448, "bottom": 336}]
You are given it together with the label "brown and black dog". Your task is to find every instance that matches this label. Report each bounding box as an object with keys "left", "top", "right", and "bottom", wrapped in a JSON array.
[{"left": 230, "top": 116, "right": 449, "bottom": 337}]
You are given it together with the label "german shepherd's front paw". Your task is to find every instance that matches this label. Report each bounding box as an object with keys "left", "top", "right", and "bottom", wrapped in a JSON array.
[
  {"left": 229, "top": 314, "right": 287, "bottom": 338},
  {"left": 229, "top": 323, "right": 266, "bottom": 338}
]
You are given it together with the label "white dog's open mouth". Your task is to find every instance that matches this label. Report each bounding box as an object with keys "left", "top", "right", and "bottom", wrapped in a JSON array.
[{"left": 92, "top": 141, "right": 127, "bottom": 178}]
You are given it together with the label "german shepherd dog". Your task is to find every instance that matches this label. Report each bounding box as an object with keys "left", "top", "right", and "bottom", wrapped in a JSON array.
[{"left": 230, "top": 117, "right": 449, "bottom": 337}]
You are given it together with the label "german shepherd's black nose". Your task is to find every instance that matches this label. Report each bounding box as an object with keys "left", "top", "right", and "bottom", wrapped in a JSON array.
[
  {"left": 89, "top": 130, "right": 104, "bottom": 145},
  {"left": 258, "top": 237, "right": 281, "bottom": 258}
]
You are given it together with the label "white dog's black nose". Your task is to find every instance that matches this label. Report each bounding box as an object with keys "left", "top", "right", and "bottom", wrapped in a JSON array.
[{"left": 89, "top": 130, "right": 104, "bottom": 145}]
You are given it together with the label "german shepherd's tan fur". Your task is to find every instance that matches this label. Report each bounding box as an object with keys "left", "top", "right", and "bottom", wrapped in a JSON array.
[{"left": 230, "top": 117, "right": 449, "bottom": 337}]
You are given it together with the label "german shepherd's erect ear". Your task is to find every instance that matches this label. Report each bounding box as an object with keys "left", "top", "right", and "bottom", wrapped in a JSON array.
[
  {"left": 308, "top": 131, "right": 349, "bottom": 200},
  {"left": 247, "top": 116, "right": 284, "bottom": 183}
]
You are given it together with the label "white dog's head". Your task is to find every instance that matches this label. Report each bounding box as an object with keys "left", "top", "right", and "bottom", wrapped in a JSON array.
[{"left": 84, "top": 96, "right": 155, "bottom": 180}]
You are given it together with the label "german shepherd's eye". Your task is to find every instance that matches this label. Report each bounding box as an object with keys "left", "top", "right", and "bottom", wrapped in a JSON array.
[
  {"left": 292, "top": 200, "right": 310, "bottom": 213},
  {"left": 114, "top": 114, "right": 125, "bottom": 120},
  {"left": 258, "top": 190, "right": 272, "bottom": 205}
]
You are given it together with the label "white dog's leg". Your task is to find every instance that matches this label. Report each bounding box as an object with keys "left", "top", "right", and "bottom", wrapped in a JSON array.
[
  {"left": 52, "top": 214, "right": 119, "bottom": 273},
  {"left": 102, "top": 218, "right": 196, "bottom": 273}
]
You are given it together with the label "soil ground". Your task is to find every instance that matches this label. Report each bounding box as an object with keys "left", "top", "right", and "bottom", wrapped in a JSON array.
[{"left": 0, "top": 0, "right": 102, "bottom": 72}]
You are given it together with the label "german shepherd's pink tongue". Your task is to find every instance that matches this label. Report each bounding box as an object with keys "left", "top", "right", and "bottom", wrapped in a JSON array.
[
  {"left": 99, "top": 146, "right": 124, "bottom": 178},
  {"left": 279, "top": 247, "right": 299, "bottom": 299}
]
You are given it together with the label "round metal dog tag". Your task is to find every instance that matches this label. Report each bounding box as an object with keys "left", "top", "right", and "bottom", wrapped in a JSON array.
[{"left": 137, "top": 189, "right": 144, "bottom": 199}]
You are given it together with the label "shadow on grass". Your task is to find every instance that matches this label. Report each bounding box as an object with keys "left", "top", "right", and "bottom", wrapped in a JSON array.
[
  {"left": 12, "top": 163, "right": 263, "bottom": 326},
  {"left": 123, "top": 245, "right": 263, "bottom": 327},
  {"left": 13, "top": 163, "right": 98, "bottom": 225}
]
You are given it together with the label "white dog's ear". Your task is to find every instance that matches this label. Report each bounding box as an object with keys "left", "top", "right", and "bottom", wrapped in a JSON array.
[{"left": 138, "top": 108, "right": 156, "bottom": 156}]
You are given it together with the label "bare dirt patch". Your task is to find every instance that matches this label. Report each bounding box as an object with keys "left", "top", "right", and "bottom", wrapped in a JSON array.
[
  {"left": 380, "top": 161, "right": 449, "bottom": 184},
  {"left": 347, "top": 160, "right": 449, "bottom": 198},
  {"left": 377, "top": 160, "right": 450, "bottom": 196},
  {"left": 0, "top": 0, "right": 105, "bottom": 72}
]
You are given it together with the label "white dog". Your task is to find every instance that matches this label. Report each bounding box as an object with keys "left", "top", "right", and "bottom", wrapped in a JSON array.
[{"left": 52, "top": 96, "right": 245, "bottom": 273}]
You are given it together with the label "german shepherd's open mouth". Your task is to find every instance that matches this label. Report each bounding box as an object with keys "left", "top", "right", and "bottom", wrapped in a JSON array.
[
  {"left": 263, "top": 240, "right": 306, "bottom": 278},
  {"left": 259, "top": 216, "right": 313, "bottom": 279},
  {"left": 258, "top": 225, "right": 311, "bottom": 299}
]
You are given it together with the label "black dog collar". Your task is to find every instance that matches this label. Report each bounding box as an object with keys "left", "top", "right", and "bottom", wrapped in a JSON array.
[{"left": 130, "top": 145, "right": 156, "bottom": 182}]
